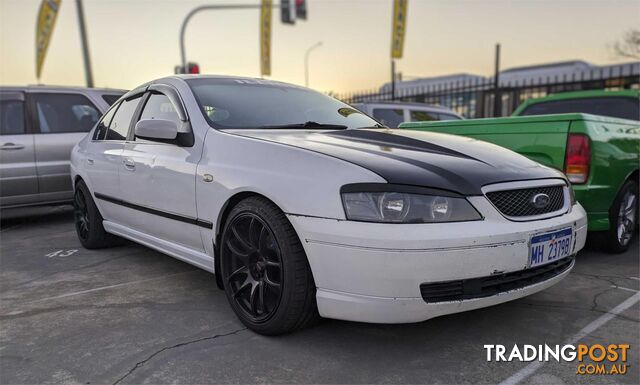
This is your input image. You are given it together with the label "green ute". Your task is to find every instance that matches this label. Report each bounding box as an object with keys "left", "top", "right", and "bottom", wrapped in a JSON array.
[{"left": 401, "top": 107, "right": 639, "bottom": 253}]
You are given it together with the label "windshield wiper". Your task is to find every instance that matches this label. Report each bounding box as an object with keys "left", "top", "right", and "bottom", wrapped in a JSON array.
[
  {"left": 357, "top": 123, "right": 387, "bottom": 129},
  {"left": 257, "top": 121, "right": 348, "bottom": 130}
]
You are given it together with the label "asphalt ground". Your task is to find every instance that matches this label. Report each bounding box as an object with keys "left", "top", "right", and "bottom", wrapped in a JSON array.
[{"left": 1, "top": 206, "right": 638, "bottom": 385}]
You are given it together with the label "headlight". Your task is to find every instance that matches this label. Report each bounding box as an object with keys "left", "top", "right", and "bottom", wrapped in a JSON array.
[{"left": 341, "top": 191, "right": 482, "bottom": 223}]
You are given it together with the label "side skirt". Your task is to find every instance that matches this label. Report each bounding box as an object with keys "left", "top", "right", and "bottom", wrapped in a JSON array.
[{"left": 103, "top": 220, "right": 215, "bottom": 273}]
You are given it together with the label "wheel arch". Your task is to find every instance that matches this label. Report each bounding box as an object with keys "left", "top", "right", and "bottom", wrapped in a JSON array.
[{"left": 213, "top": 191, "right": 293, "bottom": 290}]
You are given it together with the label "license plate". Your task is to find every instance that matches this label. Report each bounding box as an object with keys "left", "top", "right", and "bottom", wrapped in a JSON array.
[{"left": 529, "top": 228, "right": 573, "bottom": 268}]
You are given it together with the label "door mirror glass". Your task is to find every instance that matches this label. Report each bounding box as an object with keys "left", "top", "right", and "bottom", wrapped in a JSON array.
[{"left": 134, "top": 119, "right": 178, "bottom": 140}]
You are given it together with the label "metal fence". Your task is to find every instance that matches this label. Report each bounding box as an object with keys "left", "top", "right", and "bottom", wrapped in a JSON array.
[{"left": 335, "top": 62, "right": 640, "bottom": 118}]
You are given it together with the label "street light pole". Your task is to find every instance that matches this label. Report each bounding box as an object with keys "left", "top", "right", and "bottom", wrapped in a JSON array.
[
  {"left": 75, "top": 0, "right": 94, "bottom": 87},
  {"left": 179, "top": 3, "right": 278, "bottom": 73},
  {"left": 304, "top": 41, "right": 322, "bottom": 87}
]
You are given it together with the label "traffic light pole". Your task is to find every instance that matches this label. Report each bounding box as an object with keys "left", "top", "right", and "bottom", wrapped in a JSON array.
[{"left": 179, "top": 3, "right": 279, "bottom": 73}]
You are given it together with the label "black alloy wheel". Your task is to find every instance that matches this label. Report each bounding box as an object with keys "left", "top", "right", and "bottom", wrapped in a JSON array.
[
  {"left": 74, "top": 188, "right": 90, "bottom": 242},
  {"left": 219, "top": 196, "right": 319, "bottom": 335},
  {"left": 222, "top": 213, "right": 283, "bottom": 322}
]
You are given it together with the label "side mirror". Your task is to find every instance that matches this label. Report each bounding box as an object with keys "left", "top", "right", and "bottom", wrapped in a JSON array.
[{"left": 134, "top": 119, "right": 178, "bottom": 140}]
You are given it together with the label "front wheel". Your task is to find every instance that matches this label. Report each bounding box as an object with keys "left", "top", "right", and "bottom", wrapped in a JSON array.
[
  {"left": 219, "top": 196, "right": 319, "bottom": 335},
  {"left": 604, "top": 179, "right": 638, "bottom": 253}
]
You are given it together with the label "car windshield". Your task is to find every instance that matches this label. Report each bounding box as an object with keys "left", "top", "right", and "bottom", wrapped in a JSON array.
[
  {"left": 186, "top": 78, "right": 380, "bottom": 129},
  {"left": 520, "top": 96, "right": 639, "bottom": 120}
]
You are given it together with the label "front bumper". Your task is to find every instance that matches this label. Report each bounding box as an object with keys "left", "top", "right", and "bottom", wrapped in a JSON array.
[{"left": 287, "top": 197, "right": 588, "bottom": 323}]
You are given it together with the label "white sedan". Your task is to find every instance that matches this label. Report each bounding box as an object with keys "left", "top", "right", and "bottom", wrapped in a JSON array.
[{"left": 70, "top": 75, "right": 588, "bottom": 335}]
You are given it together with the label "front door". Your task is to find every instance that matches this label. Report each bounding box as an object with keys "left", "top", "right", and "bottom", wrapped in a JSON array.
[
  {"left": 118, "top": 92, "right": 204, "bottom": 252},
  {"left": 0, "top": 91, "right": 38, "bottom": 208}
]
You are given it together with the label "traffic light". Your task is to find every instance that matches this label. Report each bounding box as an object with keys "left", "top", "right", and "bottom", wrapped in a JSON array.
[
  {"left": 174, "top": 62, "right": 200, "bottom": 74},
  {"left": 295, "top": 0, "right": 307, "bottom": 20},
  {"left": 280, "top": 0, "right": 294, "bottom": 24}
]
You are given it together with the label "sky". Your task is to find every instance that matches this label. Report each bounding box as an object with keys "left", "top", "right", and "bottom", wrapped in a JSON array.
[{"left": 0, "top": 0, "right": 639, "bottom": 94}]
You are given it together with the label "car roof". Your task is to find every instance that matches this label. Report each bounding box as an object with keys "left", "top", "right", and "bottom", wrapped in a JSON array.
[
  {"left": 512, "top": 89, "right": 640, "bottom": 116},
  {"left": 352, "top": 101, "right": 460, "bottom": 114},
  {"left": 0, "top": 85, "right": 127, "bottom": 93}
]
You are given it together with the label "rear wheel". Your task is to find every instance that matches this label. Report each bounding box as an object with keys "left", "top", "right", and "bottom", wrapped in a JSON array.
[
  {"left": 74, "top": 180, "right": 120, "bottom": 249},
  {"left": 220, "top": 196, "right": 319, "bottom": 335},
  {"left": 604, "top": 179, "right": 638, "bottom": 253}
]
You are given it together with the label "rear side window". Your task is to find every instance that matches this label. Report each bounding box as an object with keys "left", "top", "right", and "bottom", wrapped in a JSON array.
[
  {"left": 520, "top": 97, "right": 640, "bottom": 121},
  {"left": 373, "top": 108, "right": 404, "bottom": 127},
  {"left": 33, "top": 93, "right": 101, "bottom": 133},
  {"left": 93, "top": 106, "right": 117, "bottom": 140},
  {"left": 410, "top": 110, "right": 438, "bottom": 122},
  {"left": 102, "top": 94, "right": 123, "bottom": 106},
  {"left": 0, "top": 99, "right": 25, "bottom": 135},
  {"left": 106, "top": 95, "right": 142, "bottom": 141}
]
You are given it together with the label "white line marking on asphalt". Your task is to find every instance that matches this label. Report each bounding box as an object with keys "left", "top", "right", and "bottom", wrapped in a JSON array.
[
  {"left": 611, "top": 285, "right": 639, "bottom": 293},
  {"left": 498, "top": 291, "right": 640, "bottom": 385},
  {"left": 19, "top": 271, "right": 196, "bottom": 305},
  {"left": 630, "top": 277, "right": 640, "bottom": 281}
]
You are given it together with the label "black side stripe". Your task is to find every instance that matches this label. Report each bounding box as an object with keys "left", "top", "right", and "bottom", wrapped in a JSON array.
[{"left": 94, "top": 193, "right": 213, "bottom": 229}]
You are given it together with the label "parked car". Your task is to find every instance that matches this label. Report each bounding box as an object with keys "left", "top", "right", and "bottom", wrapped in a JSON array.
[
  {"left": 71, "top": 75, "right": 587, "bottom": 335},
  {"left": 0, "top": 85, "right": 125, "bottom": 209},
  {"left": 512, "top": 90, "right": 639, "bottom": 121},
  {"left": 352, "top": 101, "right": 463, "bottom": 127},
  {"left": 401, "top": 113, "right": 639, "bottom": 252}
]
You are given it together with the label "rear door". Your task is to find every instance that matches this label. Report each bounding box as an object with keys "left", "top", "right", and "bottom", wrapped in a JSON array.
[
  {"left": 0, "top": 91, "right": 38, "bottom": 207},
  {"left": 30, "top": 92, "right": 102, "bottom": 202},
  {"left": 84, "top": 94, "right": 142, "bottom": 220}
]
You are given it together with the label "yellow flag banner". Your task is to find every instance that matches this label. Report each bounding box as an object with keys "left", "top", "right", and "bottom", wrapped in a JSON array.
[
  {"left": 260, "top": 0, "right": 272, "bottom": 76},
  {"left": 36, "top": 0, "right": 62, "bottom": 79},
  {"left": 391, "top": 0, "right": 408, "bottom": 59}
]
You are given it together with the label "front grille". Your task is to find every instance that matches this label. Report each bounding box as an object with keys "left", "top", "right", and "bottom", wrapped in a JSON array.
[
  {"left": 420, "top": 256, "right": 574, "bottom": 303},
  {"left": 486, "top": 185, "right": 565, "bottom": 218}
]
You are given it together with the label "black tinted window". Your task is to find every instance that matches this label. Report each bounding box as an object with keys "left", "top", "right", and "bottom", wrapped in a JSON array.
[
  {"left": 93, "top": 106, "right": 117, "bottom": 140},
  {"left": 102, "top": 94, "right": 123, "bottom": 106},
  {"left": 34, "top": 93, "right": 100, "bottom": 133},
  {"left": 410, "top": 110, "right": 438, "bottom": 122},
  {"left": 106, "top": 96, "right": 141, "bottom": 141},
  {"left": 373, "top": 108, "right": 404, "bottom": 127},
  {"left": 186, "top": 78, "right": 378, "bottom": 129},
  {"left": 0, "top": 99, "right": 25, "bottom": 135},
  {"left": 520, "top": 97, "right": 639, "bottom": 120}
]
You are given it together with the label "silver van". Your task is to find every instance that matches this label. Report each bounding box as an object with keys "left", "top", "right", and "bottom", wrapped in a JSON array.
[
  {"left": 352, "top": 102, "right": 463, "bottom": 128},
  {"left": 0, "top": 86, "right": 125, "bottom": 209}
]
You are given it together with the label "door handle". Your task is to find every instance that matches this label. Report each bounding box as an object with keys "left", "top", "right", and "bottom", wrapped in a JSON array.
[
  {"left": 123, "top": 158, "right": 136, "bottom": 170},
  {"left": 86, "top": 158, "right": 94, "bottom": 165},
  {"left": 0, "top": 143, "right": 25, "bottom": 150}
]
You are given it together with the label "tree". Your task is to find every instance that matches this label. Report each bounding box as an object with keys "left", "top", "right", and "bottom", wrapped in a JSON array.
[{"left": 611, "top": 29, "right": 640, "bottom": 60}]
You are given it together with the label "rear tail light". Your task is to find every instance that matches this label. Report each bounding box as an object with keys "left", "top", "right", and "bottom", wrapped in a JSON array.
[{"left": 565, "top": 134, "right": 590, "bottom": 184}]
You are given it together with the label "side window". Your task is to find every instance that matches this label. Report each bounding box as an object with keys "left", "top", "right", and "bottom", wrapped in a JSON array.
[
  {"left": 33, "top": 93, "right": 100, "bottom": 133},
  {"left": 0, "top": 98, "right": 25, "bottom": 135},
  {"left": 372, "top": 108, "right": 404, "bottom": 128},
  {"left": 92, "top": 105, "right": 117, "bottom": 140},
  {"left": 438, "top": 113, "right": 462, "bottom": 121},
  {"left": 410, "top": 110, "right": 438, "bottom": 122},
  {"left": 106, "top": 95, "right": 142, "bottom": 141},
  {"left": 139, "top": 93, "right": 180, "bottom": 125},
  {"left": 135, "top": 93, "right": 181, "bottom": 142}
]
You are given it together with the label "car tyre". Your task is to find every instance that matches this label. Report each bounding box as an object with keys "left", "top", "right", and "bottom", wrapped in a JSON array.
[
  {"left": 604, "top": 179, "right": 638, "bottom": 253},
  {"left": 74, "top": 180, "right": 121, "bottom": 249},
  {"left": 220, "top": 196, "right": 319, "bottom": 335}
]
